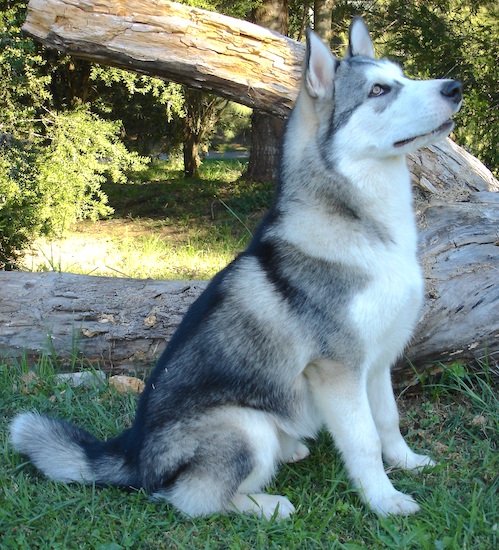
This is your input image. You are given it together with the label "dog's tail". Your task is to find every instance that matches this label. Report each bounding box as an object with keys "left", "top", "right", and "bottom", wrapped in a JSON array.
[{"left": 10, "top": 412, "right": 137, "bottom": 487}]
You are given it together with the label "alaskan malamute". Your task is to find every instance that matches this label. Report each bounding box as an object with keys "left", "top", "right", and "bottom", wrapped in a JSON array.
[{"left": 11, "top": 17, "right": 462, "bottom": 518}]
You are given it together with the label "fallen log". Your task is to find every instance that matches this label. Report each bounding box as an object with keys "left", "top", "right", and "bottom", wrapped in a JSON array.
[
  {"left": 22, "top": 0, "right": 304, "bottom": 117},
  {"left": 0, "top": 273, "right": 208, "bottom": 373},
  {"left": 2, "top": 0, "right": 497, "bottom": 383},
  {"left": 407, "top": 191, "right": 499, "bottom": 368}
]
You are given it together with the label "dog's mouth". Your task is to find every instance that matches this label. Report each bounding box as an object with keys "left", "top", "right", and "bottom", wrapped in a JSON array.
[{"left": 393, "top": 119, "right": 455, "bottom": 148}]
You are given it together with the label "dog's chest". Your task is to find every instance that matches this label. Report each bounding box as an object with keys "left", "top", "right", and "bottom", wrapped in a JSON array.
[{"left": 347, "top": 240, "right": 424, "bottom": 365}]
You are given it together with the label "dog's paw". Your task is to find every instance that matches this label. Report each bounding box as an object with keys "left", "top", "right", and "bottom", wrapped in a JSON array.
[
  {"left": 230, "top": 493, "right": 296, "bottom": 520},
  {"left": 260, "top": 494, "right": 296, "bottom": 519},
  {"left": 368, "top": 490, "right": 420, "bottom": 516},
  {"left": 285, "top": 443, "right": 310, "bottom": 464},
  {"left": 386, "top": 451, "right": 436, "bottom": 472},
  {"left": 405, "top": 453, "right": 436, "bottom": 472}
]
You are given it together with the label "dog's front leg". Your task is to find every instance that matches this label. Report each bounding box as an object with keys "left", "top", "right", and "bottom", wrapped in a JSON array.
[
  {"left": 367, "top": 365, "right": 435, "bottom": 471},
  {"left": 304, "top": 359, "right": 421, "bottom": 516}
]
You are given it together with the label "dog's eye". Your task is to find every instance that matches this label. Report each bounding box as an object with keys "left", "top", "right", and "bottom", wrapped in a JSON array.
[{"left": 369, "top": 84, "right": 389, "bottom": 97}]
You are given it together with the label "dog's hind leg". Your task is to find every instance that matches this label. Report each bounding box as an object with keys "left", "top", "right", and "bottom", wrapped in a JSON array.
[
  {"left": 367, "top": 366, "right": 435, "bottom": 471},
  {"left": 155, "top": 410, "right": 295, "bottom": 520},
  {"left": 229, "top": 412, "right": 296, "bottom": 519},
  {"left": 305, "top": 360, "right": 421, "bottom": 516}
]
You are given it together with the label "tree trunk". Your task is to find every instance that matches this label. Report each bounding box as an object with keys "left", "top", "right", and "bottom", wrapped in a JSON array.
[
  {"left": 314, "top": 0, "right": 335, "bottom": 43},
  {"left": 183, "top": 87, "right": 203, "bottom": 178},
  {"left": 245, "top": 0, "right": 288, "bottom": 182},
  {"left": 245, "top": 102, "right": 286, "bottom": 182},
  {"left": 183, "top": 127, "right": 201, "bottom": 178},
  {"left": 182, "top": 88, "right": 228, "bottom": 178},
  {"left": 8, "top": 0, "right": 499, "bottom": 382}
]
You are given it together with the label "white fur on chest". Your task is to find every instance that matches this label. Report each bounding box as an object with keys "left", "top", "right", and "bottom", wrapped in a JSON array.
[
  {"left": 340, "top": 158, "right": 423, "bottom": 368},
  {"left": 278, "top": 155, "right": 423, "bottom": 369},
  {"left": 349, "top": 244, "right": 423, "bottom": 370}
]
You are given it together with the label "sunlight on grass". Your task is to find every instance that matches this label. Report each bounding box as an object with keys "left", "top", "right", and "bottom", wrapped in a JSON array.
[
  {"left": 21, "top": 158, "right": 265, "bottom": 280},
  {"left": 23, "top": 230, "right": 244, "bottom": 280},
  {"left": 113, "top": 234, "right": 238, "bottom": 279}
]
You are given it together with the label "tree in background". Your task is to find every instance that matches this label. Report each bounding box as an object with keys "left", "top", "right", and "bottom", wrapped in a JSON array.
[
  {"left": 314, "top": 0, "right": 335, "bottom": 42},
  {"left": 179, "top": 0, "right": 254, "bottom": 177},
  {"left": 244, "top": 0, "right": 289, "bottom": 182},
  {"left": 182, "top": 88, "right": 228, "bottom": 178}
]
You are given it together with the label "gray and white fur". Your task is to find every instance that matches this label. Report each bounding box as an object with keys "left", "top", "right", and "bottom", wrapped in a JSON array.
[{"left": 10, "top": 17, "right": 462, "bottom": 519}]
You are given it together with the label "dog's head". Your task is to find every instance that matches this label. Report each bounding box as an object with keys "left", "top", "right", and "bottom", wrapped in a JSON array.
[{"left": 299, "top": 17, "right": 462, "bottom": 160}]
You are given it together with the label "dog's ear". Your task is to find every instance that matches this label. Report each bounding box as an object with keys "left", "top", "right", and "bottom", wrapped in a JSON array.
[
  {"left": 304, "top": 29, "right": 338, "bottom": 100},
  {"left": 346, "top": 16, "right": 375, "bottom": 59}
]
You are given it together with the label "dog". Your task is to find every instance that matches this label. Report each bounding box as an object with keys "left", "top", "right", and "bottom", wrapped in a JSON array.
[{"left": 10, "top": 17, "right": 462, "bottom": 519}]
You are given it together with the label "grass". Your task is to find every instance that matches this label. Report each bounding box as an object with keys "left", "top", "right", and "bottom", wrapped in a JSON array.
[
  {"left": 21, "top": 157, "right": 273, "bottom": 280},
  {"left": 1, "top": 357, "right": 497, "bottom": 549}
]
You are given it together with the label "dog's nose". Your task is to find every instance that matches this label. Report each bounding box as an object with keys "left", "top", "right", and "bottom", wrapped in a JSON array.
[{"left": 441, "top": 80, "right": 463, "bottom": 104}]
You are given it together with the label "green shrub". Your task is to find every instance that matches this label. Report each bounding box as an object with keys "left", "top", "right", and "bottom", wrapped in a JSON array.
[
  {"left": 37, "top": 109, "right": 149, "bottom": 235},
  {"left": 0, "top": 2, "right": 149, "bottom": 269},
  {"left": 0, "top": 110, "right": 149, "bottom": 269},
  {"left": 0, "top": 137, "right": 43, "bottom": 269}
]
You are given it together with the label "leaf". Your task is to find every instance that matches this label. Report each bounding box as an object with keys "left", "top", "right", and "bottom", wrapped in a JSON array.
[{"left": 109, "top": 375, "right": 145, "bottom": 394}]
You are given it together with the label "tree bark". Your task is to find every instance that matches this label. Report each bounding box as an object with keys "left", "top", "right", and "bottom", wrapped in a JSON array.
[
  {"left": 182, "top": 88, "right": 227, "bottom": 177},
  {"left": 8, "top": 0, "right": 499, "bottom": 383},
  {"left": 23, "top": 0, "right": 304, "bottom": 118},
  {"left": 245, "top": 0, "right": 288, "bottom": 182},
  {"left": 245, "top": 111, "right": 286, "bottom": 181},
  {"left": 314, "top": 0, "right": 335, "bottom": 43}
]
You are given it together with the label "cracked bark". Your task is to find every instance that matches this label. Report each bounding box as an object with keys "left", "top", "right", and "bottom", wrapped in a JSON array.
[{"left": 22, "top": 0, "right": 303, "bottom": 117}]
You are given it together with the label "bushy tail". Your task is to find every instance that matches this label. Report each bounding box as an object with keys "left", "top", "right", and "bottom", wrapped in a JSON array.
[{"left": 10, "top": 412, "right": 136, "bottom": 486}]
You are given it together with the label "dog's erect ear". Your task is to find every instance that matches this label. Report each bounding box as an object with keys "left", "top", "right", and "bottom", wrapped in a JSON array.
[
  {"left": 304, "top": 29, "right": 338, "bottom": 100},
  {"left": 346, "top": 16, "right": 375, "bottom": 59}
]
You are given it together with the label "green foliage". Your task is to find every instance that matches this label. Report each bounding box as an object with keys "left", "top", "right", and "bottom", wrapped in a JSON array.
[
  {"left": 0, "top": 1, "right": 50, "bottom": 139},
  {"left": 0, "top": 137, "right": 43, "bottom": 269},
  {"left": 25, "top": 159, "right": 270, "bottom": 279},
  {"left": 0, "top": 1, "right": 51, "bottom": 268},
  {"left": 37, "top": 110, "right": 149, "bottom": 235},
  {"left": 0, "top": 2, "right": 149, "bottom": 268},
  {"left": 89, "top": 66, "right": 185, "bottom": 155},
  {"left": 0, "top": 110, "right": 149, "bottom": 268},
  {"left": 212, "top": 103, "right": 252, "bottom": 149}
]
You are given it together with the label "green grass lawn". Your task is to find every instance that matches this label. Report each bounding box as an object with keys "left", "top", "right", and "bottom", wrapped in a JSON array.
[{"left": 1, "top": 358, "right": 497, "bottom": 549}]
